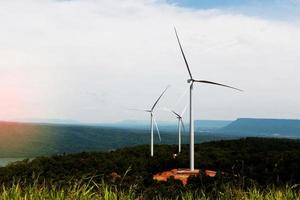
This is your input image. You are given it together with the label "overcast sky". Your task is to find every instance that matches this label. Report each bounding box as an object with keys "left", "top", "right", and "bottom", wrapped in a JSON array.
[{"left": 0, "top": 0, "right": 300, "bottom": 123}]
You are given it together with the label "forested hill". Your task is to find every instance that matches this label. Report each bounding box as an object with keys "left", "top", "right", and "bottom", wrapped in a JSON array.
[
  {"left": 1, "top": 137, "right": 300, "bottom": 187},
  {"left": 219, "top": 118, "right": 300, "bottom": 137}
]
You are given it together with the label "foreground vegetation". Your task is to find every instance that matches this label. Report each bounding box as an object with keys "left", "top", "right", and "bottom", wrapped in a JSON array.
[
  {"left": 1, "top": 181, "right": 300, "bottom": 200},
  {"left": 1, "top": 137, "right": 300, "bottom": 199}
]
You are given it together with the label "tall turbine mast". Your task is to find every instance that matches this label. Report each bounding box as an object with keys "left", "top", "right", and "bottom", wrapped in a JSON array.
[{"left": 174, "top": 28, "right": 242, "bottom": 171}]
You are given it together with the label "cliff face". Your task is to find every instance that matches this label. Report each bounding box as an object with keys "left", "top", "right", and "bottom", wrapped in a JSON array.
[{"left": 219, "top": 118, "right": 300, "bottom": 137}]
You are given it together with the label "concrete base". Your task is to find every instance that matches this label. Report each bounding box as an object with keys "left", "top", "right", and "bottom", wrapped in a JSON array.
[
  {"left": 176, "top": 168, "right": 200, "bottom": 174},
  {"left": 153, "top": 168, "right": 217, "bottom": 185},
  {"left": 154, "top": 168, "right": 211, "bottom": 185}
]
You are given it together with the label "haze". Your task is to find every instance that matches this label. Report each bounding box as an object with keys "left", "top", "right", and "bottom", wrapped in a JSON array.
[{"left": 0, "top": 0, "right": 300, "bottom": 123}]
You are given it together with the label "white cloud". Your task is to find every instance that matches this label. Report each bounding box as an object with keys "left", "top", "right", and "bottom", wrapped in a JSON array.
[{"left": 0, "top": 0, "right": 300, "bottom": 122}]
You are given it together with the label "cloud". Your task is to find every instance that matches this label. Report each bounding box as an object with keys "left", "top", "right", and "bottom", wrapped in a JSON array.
[{"left": 0, "top": 0, "right": 300, "bottom": 122}]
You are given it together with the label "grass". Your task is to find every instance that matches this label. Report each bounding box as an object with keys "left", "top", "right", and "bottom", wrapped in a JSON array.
[
  {"left": 0, "top": 180, "right": 137, "bottom": 200},
  {"left": 1, "top": 180, "right": 300, "bottom": 200}
]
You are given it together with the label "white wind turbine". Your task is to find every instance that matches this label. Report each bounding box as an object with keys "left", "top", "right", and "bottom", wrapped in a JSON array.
[
  {"left": 167, "top": 105, "right": 187, "bottom": 154},
  {"left": 141, "top": 86, "right": 169, "bottom": 157},
  {"left": 174, "top": 28, "right": 243, "bottom": 171}
]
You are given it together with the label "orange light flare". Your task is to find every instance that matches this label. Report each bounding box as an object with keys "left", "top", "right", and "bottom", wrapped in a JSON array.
[
  {"left": 0, "top": 72, "right": 32, "bottom": 121},
  {"left": 153, "top": 169, "right": 218, "bottom": 185}
]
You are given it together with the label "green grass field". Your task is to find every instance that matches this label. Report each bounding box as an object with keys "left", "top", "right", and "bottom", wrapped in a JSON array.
[{"left": 1, "top": 181, "right": 300, "bottom": 200}]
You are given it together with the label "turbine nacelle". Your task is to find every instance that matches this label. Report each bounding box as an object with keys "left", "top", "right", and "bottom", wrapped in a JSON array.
[{"left": 187, "top": 79, "right": 193, "bottom": 83}]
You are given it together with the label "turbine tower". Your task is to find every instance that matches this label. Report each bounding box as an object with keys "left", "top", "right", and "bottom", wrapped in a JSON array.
[
  {"left": 174, "top": 28, "right": 242, "bottom": 171},
  {"left": 144, "top": 86, "right": 169, "bottom": 157}
]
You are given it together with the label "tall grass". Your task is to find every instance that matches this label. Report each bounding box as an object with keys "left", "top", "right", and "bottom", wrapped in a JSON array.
[
  {"left": 1, "top": 181, "right": 300, "bottom": 200},
  {"left": 0, "top": 180, "right": 137, "bottom": 200}
]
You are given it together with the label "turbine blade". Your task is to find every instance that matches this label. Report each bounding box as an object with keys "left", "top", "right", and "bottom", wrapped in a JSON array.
[
  {"left": 153, "top": 116, "right": 161, "bottom": 142},
  {"left": 163, "top": 107, "right": 181, "bottom": 118},
  {"left": 174, "top": 84, "right": 190, "bottom": 106},
  {"left": 180, "top": 104, "right": 188, "bottom": 117},
  {"left": 193, "top": 80, "right": 243, "bottom": 91},
  {"left": 174, "top": 27, "right": 193, "bottom": 79},
  {"left": 180, "top": 119, "right": 186, "bottom": 135},
  {"left": 151, "top": 86, "right": 170, "bottom": 111},
  {"left": 171, "top": 110, "right": 181, "bottom": 118}
]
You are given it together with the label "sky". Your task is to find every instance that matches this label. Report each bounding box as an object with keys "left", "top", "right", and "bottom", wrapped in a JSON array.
[{"left": 0, "top": 0, "right": 300, "bottom": 123}]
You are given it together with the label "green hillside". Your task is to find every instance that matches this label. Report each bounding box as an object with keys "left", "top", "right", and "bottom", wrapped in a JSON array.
[
  {"left": 2, "top": 137, "right": 300, "bottom": 185},
  {"left": 1, "top": 137, "right": 300, "bottom": 199},
  {"left": 0, "top": 121, "right": 237, "bottom": 158}
]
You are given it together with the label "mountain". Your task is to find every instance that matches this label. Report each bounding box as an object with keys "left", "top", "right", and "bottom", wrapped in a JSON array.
[
  {"left": 219, "top": 118, "right": 300, "bottom": 137},
  {"left": 6, "top": 117, "right": 300, "bottom": 158},
  {"left": 101, "top": 120, "right": 232, "bottom": 132},
  {"left": 99, "top": 120, "right": 175, "bottom": 130},
  {"left": 0, "top": 121, "right": 236, "bottom": 158},
  {"left": 194, "top": 120, "right": 232, "bottom": 131}
]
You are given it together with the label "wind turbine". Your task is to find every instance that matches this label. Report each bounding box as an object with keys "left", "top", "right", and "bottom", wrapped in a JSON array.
[
  {"left": 174, "top": 28, "right": 243, "bottom": 171},
  {"left": 143, "top": 86, "right": 169, "bottom": 157},
  {"left": 167, "top": 105, "right": 187, "bottom": 153}
]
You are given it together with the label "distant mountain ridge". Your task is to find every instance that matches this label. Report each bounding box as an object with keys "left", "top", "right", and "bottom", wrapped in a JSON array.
[
  {"left": 220, "top": 118, "right": 300, "bottom": 137},
  {"left": 0, "top": 121, "right": 236, "bottom": 158},
  {"left": 2, "top": 118, "right": 300, "bottom": 158},
  {"left": 194, "top": 120, "right": 232, "bottom": 131},
  {"left": 101, "top": 120, "right": 232, "bottom": 132}
]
